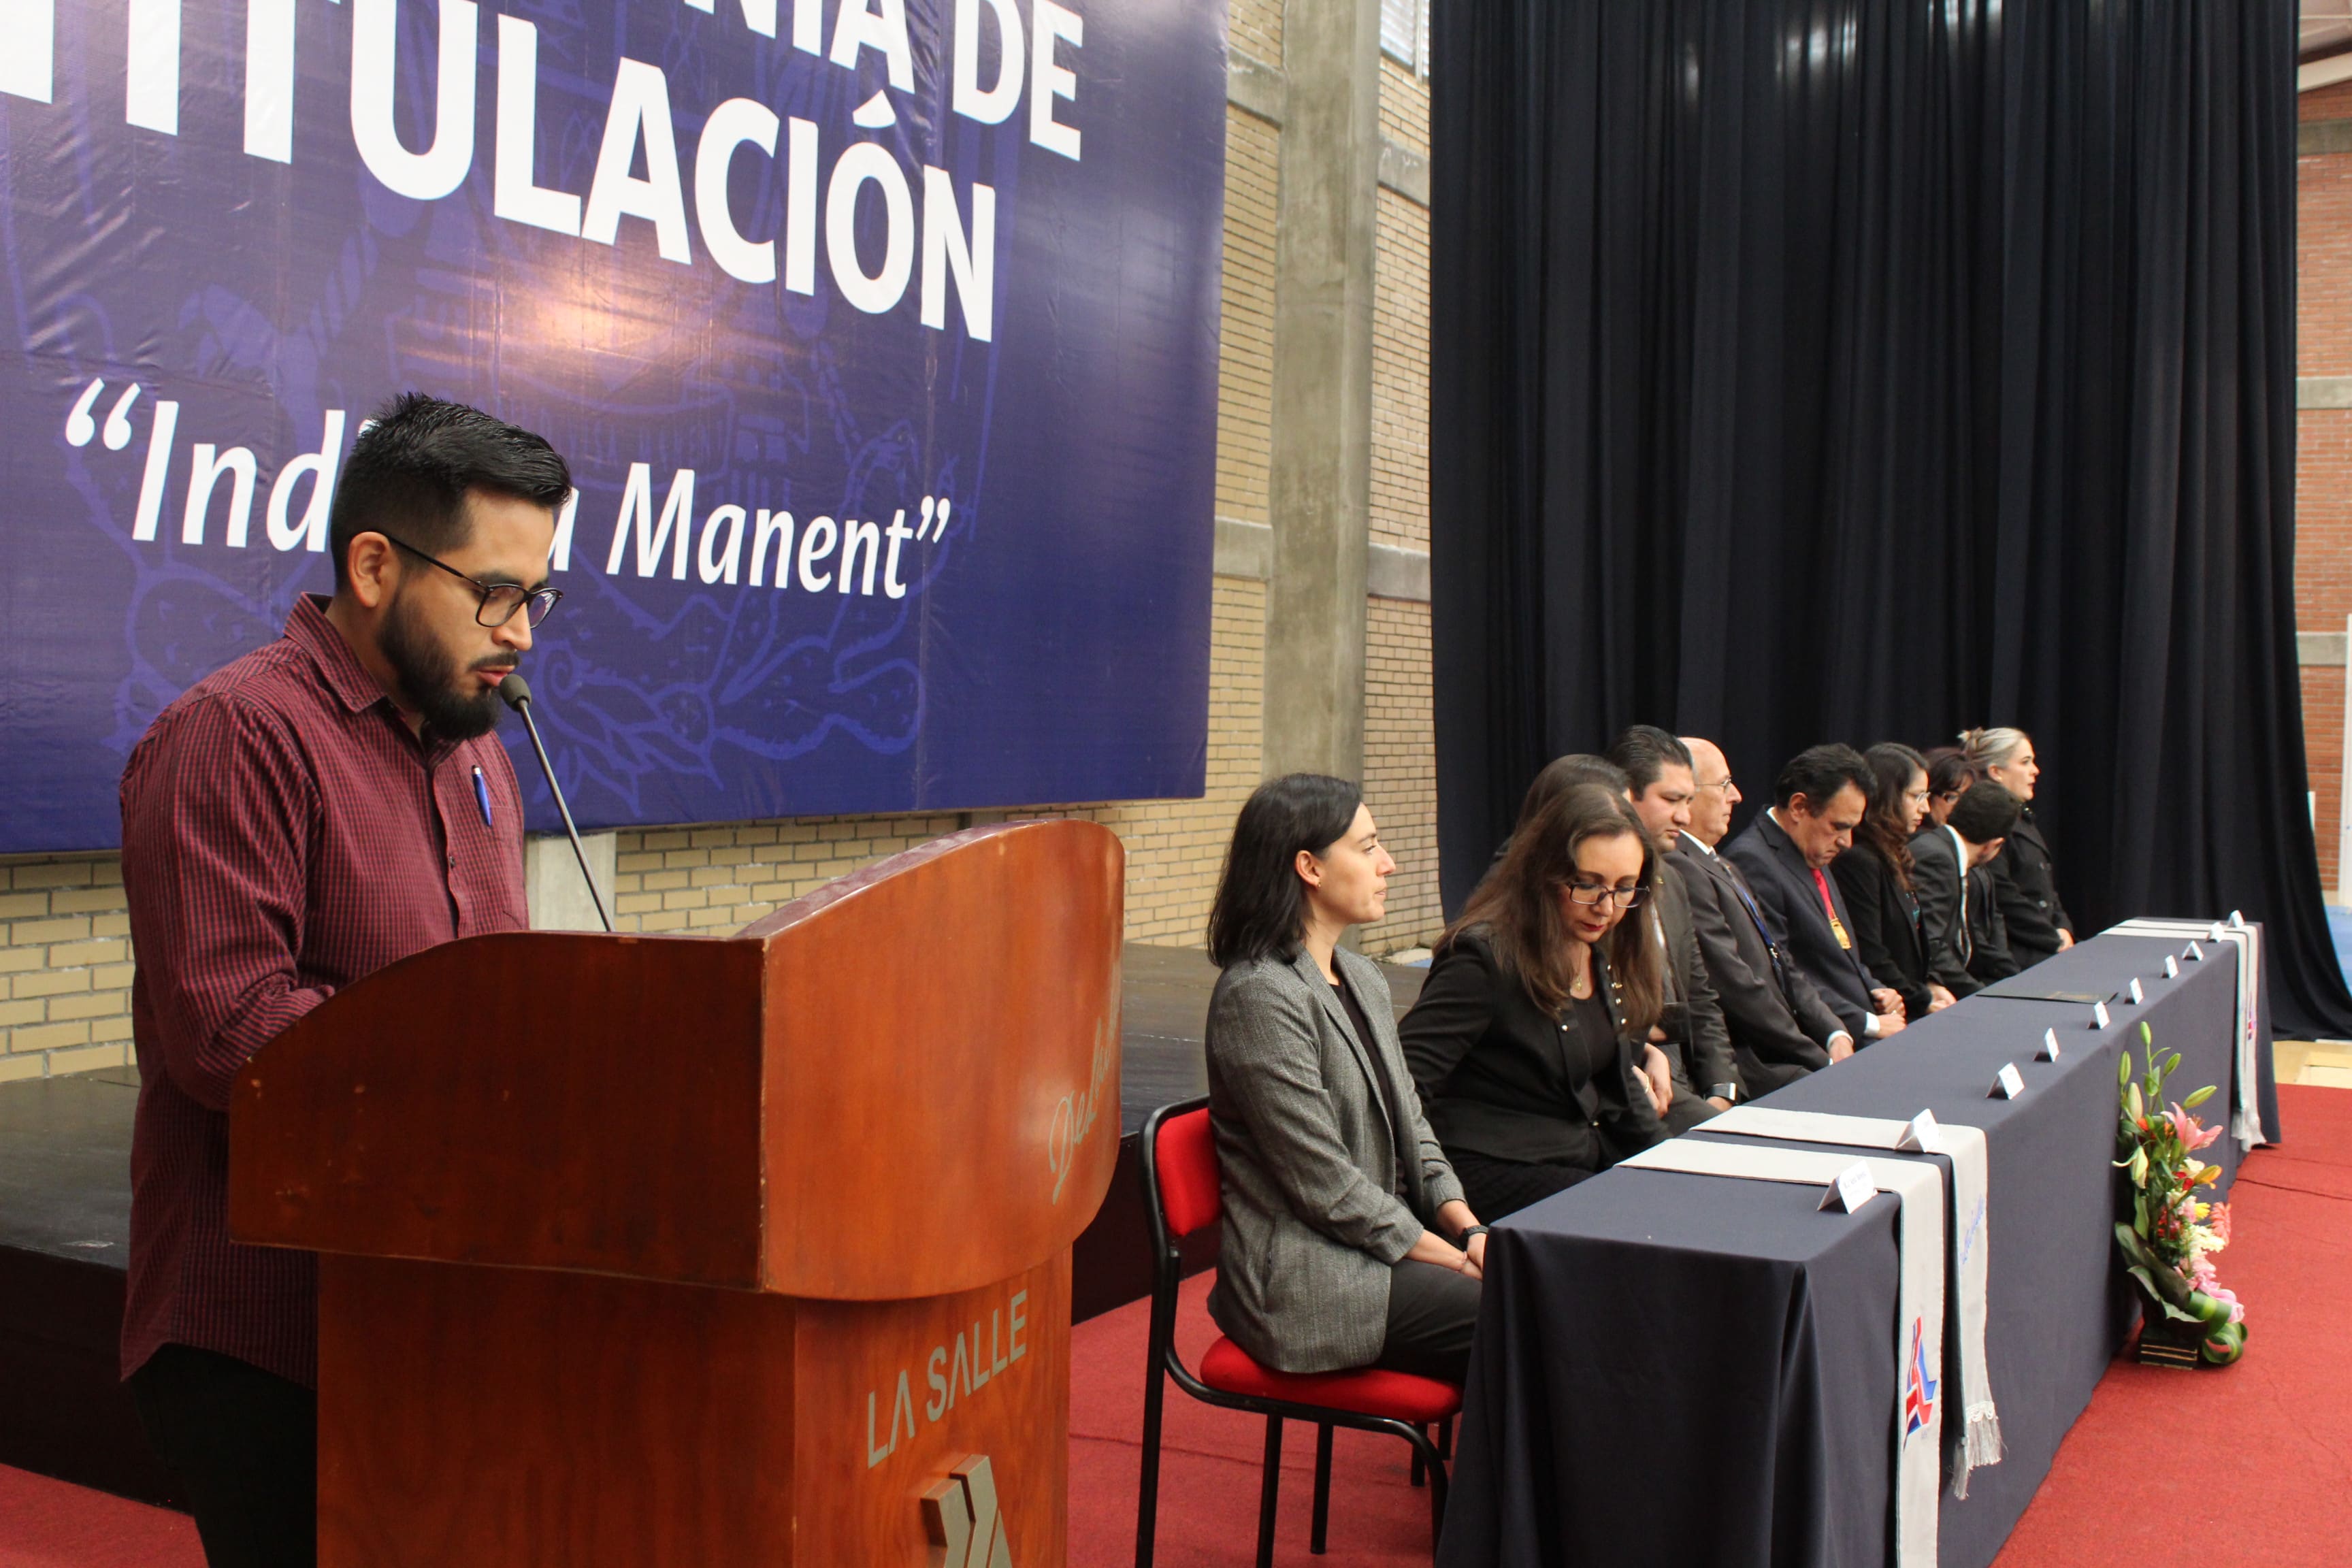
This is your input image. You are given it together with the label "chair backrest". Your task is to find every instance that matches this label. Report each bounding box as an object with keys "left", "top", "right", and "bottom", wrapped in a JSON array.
[{"left": 1152, "top": 1105, "right": 1222, "bottom": 1238}]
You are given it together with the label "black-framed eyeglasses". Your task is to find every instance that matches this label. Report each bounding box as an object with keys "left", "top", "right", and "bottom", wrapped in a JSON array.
[
  {"left": 383, "top": 534, "right": 563, "bottom": 628},
  {"left": 1565, "top": 880, "right": 1647, "bottom": 909}
]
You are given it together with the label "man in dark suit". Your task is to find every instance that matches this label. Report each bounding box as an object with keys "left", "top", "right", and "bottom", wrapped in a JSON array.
[
  {"left": 1669, "top": 736, "right": 1855, "bottom": 1096},
  {"left": 1913, "top": 782, "right": 2023, "bottom": 987},
  {"left": 1605, "top": 726, "right": 1738, "bottom": 1128},
  {"left": 1724, "top": 744, "right": 1908, "bottom": 1045}
]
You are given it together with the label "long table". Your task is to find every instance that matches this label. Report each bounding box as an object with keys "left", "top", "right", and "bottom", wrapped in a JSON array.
[{"left": 1437, "top": 930, "right": 2277, "bottom": 1568}]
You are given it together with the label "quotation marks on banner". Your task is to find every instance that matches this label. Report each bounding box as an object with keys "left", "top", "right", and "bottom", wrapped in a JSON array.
[{"left": 63, "top": 376, "right": 142, "bottom": 451}]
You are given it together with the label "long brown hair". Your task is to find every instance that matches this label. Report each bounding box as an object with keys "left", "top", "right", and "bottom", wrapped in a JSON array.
[
  {"left": 1859, "top": 742, "right": 1927, "bottom": 891},
  {"left": 1440, "top": 783, "right": 1663, "bottom": 1030}
]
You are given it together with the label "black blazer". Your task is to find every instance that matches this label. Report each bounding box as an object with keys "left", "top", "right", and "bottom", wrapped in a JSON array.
[
  {"left": 1649, "top": 866, "right": 1737, "bottom": 1128},
  {"left": 1723, "top": 811, "right": 1882, "bottom": 1037},
  {"left": 1399, "top": 929, "right": 1667, "bottom": 1169},
  {"left": 1829, "top": 838, "right": 1934, "bottom": 1017},
  {"left": 1992, "top": 810, "right": 2072, "bottom": 966},
  {"left": 1910, "top": 826, "right": 2019, "bottom": 987},
  {"left": 1668, "top": 836, "right": 1844, "bottom": 1096}
]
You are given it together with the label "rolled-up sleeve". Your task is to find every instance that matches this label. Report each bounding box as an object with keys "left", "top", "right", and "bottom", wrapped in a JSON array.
[{"left": 120, "top": 694, "right": 333, "bottom": 1112}]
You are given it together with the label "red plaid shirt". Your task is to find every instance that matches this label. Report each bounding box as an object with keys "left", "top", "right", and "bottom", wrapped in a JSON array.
[{"left": 119, "top": 595, "right": 528, "bottom": 1386}]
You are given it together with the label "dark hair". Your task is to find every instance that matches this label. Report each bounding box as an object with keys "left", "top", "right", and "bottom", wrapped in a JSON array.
[
  {"left": 1207, "top": 774, "right": 1365, "bottom": 967},
  {"left": 1774, "top": 743, "right": 1874, "bottom": 812},
  {"left": 1859, "top": 742, "right": 1928, "bottom": 889},
  {"left": 330, "top": 393, "right": 574, "bottom": 591},
  {"left": 1923, "top": 747, "right": 1977, "bottom": 802},
  {"left": 1605, "top": 725, "right": 1695, "bottom": 799},
  {"left": 1948, "top": 781, "right": 2023, "bottom": 844},
  {"left": 1518, "top": 754, "right": 1629, "bottom": 830},
  {"left": 1443, "top": 783, "right": 1663, "bottom": 1029}
]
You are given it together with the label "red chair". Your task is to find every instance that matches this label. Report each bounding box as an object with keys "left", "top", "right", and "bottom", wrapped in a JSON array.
[{"left": 1134, "top": 1098, "right": 1460, "bottom": 1568}]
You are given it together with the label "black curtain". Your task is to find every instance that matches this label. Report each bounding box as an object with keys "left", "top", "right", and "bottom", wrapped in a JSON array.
[{"left": 1429, "top": 0, "right": 2352, "bottom": 1037}]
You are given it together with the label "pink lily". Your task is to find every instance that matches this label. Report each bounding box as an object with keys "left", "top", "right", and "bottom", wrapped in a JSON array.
[{"left": 2166, "top": 1104, "right": 2222, "bottom": 1152}]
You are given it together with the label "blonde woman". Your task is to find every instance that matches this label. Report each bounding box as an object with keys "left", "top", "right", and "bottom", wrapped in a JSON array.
[{"left": 1959, "top": 727, "right": 2074, "bottom": 964}]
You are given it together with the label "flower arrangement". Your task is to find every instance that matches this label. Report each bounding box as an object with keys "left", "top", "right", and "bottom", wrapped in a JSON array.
[{"left": 2113, "top": 1023, "right": 2245, "bottom": 1367}]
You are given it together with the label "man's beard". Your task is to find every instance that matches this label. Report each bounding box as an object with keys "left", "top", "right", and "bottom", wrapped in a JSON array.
[{"left": 378, "top": 589, "right": 512, "bottom": 742}]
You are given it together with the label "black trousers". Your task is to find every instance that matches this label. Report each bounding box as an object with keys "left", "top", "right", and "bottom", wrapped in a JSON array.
[
  {"left": 1371, "top": 1258, "right": 1483, "bottom": 1384},
  {"left": 1446, "top": 1147, "right": 1595, "bottom": 1225},
  {"left": 128, "top": 1343, "right": 316, "bottom": 1568}
]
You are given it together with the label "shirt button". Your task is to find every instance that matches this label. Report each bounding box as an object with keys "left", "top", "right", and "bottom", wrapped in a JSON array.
[{"left": 446, "top": 853, "right": 457, "bottom": 869}]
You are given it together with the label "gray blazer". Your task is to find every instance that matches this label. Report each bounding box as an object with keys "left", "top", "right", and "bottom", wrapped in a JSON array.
[{"left": 1204, "top": 947, "right": 1467, "bottom": 1375}]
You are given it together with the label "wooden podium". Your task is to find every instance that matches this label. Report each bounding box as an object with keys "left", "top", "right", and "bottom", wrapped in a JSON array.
[{"left": 229, "top": 820, "right": 1124, "bottom": 1567}]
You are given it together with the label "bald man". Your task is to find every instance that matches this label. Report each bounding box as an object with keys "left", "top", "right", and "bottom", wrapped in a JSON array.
[{"left": 1667, "top": 738, "right": 1853, "bottom": 1097}]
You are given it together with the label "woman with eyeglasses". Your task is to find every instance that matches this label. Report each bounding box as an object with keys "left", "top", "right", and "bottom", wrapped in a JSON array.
[
  {"left": 1921, "top": 748, "right": 1976, "bottom": 828},
  {"left": 1832, "top": 744, "right": 1961, "bottom": 1019},
  {"left": 1400, "top": 783, "right": 1669, "bottom": 1222}
]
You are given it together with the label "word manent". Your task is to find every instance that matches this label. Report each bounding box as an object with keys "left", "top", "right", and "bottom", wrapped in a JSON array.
[
  {"left": 5, "top": 0, "right": 1092, "bottom": 338},
  {"left": 65, "top": 389, "right": 960, "bottom": 599}
]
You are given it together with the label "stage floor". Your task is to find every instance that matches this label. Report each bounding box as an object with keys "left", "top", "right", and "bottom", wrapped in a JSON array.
[{"left": 0, "top": 941, "right": 1426, "bottom": 1506}]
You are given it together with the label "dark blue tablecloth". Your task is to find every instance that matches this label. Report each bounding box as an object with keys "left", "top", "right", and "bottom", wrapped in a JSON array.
[{"left": 1437, "top": 930, "right": 2274, "bottom": 1568}]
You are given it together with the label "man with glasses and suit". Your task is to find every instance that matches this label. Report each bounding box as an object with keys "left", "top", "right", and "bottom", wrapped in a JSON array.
[
  {"left": 1669, "top": 738, "right": 1857, "bottom": 1096},
  {"left": 118, "top": 393, "right": 572, "bottom": 1566}
]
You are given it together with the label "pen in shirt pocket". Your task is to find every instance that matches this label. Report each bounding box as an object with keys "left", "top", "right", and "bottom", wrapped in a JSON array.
[{"left": 472, "top": 765, "right": 493, "bottom": 828}]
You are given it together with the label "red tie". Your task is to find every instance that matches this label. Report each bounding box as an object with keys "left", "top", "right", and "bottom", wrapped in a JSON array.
[{"left": 1813, "top": 868, "right": 1854, "bottom": 951}]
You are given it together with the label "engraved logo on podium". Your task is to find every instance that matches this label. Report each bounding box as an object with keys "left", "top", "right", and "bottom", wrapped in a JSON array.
[{"left": 921, "top": 1454, "right": 1013, "bottom": 1568}]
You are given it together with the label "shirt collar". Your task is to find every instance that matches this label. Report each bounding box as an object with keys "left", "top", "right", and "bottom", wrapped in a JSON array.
[{"left": 284, "top": 594, "right": 397, "bottom": 717}]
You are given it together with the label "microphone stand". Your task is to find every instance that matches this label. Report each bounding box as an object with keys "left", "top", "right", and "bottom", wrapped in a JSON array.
[{"left": 497, "top": 674, "right": 613, "bottom": 933}]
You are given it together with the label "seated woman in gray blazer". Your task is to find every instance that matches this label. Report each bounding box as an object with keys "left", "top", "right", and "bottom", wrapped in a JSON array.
[
  {"left": 1401, "top": 783, "right": 1670, "bottom": 1222},
  {"left": 1203, "top": 773, "right": 1488, "bottom": 1384}
]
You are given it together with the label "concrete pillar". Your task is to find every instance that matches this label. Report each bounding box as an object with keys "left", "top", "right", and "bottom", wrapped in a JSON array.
[
  {"left": 1261, "top": 0, "right": 1384, "bottom": 783},
  {"left": 526, "top": 831, "right": 617, "bottom": 932}
]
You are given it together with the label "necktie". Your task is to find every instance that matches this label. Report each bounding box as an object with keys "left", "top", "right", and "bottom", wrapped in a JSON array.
[
  {"left": 1946, "top": 826, "right": 1974, "bottom": 962},
  {"left": 1812, "top": 868, "right": 1853, "bottom": 951}
]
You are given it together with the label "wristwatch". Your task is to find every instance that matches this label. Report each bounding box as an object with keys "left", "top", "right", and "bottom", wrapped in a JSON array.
[{"left": 1710, "top": 1082, "right": 1740, "bottom": 1103}]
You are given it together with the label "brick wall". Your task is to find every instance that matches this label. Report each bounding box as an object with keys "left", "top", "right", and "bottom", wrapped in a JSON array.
[
  {"left": 2, "top": 10, "right": 1452, "bottom": 1077},
  {"left": 1, "top": 856, "right": 135, "bottom": 1081},
  {"left": 2302, "top": 82, "right": 2352, "bottom": 896}
]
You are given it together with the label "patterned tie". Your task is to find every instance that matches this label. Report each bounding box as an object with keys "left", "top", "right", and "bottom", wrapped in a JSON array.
[{"left": 1812, "top": 868, "right": 1854, "bottom": 951}]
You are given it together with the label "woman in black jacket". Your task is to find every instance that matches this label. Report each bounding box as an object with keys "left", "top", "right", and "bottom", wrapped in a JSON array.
[
  {"left": 1400, "top": 784, "right": 1670, "bottom": 1222},
  {"left": 1960, "top": 727, "right": 2074, "bottom": 965},
  {"left": 1832, "top": 744, "right": 1958, "bottom": 1019}
]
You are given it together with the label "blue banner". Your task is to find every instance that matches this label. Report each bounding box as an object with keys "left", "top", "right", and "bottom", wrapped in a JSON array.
[{"left": 0, "top": 0, "right": 1222, "bottom": 852}]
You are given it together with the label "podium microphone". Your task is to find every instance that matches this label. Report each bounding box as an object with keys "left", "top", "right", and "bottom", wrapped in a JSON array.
[{"left": 497, "top": 673, "right": 614, "bottom": 934}]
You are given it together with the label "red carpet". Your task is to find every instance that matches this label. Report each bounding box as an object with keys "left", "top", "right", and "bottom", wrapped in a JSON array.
[
  {"left": 7, "top": 1088, "right": 2346, "bottom": 1567},
  {"left": 1993, "top": 1084, "right": 2352, "bottom": 1568}
]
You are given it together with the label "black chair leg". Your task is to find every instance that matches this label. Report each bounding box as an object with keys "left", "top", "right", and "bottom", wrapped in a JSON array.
[
  {"left": 1439, "top": 1414, "right": 1453, "bottom": 1460},
  {"left": 1409, "top": 1424, "right": 1427, "bottom": 1486},
  {"left": 1134, "top": 1320, "right": 1171, "bottom": 1568},
  {"left": 1422, "top": 1427, "right": 1451, "bottom": 1551},
  {"left": 1309, "top": 1422, "right": 1334, "bottom": 1554},
  {"left": 1256, "top": 1415, "right": 1284, "bottom": 1568}
]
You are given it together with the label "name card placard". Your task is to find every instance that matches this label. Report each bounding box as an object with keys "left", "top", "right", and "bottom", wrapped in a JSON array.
[
  {"left": 2163, "top": 956, "right": 2179, "bottom": 979},
  {"left": 1895, "top": 1110, "right": 1943, "bottom": 1154},
  {"left": 2127, "top": 978, "right": 2145, "bottom": 1005},
  {"left": 1989, "top": 1063, "right": 2027, "bottom": 1100},
  {"left": 2038, "top": 1028, "right": 2062, "bottom": 1062},
  {"left": 2092, "top": 1001, "right": 2112, "bottom": 1029},
  {"left": 2186, "top": 941, "right": 2205, "bottom": 962},
  {"left": 1820, "top": 1161, "right": 1879, "bottom": 1213}
]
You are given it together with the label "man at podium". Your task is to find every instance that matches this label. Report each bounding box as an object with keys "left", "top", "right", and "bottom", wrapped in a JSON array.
[{"left": 115, "top": 395, "right": 572, "bottom": 1567}]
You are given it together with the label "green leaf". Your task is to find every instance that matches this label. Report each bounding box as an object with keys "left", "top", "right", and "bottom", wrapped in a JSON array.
[{"left": 2129, "top": 1147, "right": 2150, "bottom": 1187}]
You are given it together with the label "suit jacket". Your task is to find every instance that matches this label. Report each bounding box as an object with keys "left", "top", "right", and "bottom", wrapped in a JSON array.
[
  {"left": 1205, "top": 947, "right": 1467, "bottom": 1375},
  {"left": 1724, "top": 811, "right": 1882, "bottom": 1037},
  {"left": 1399, "top": 930, "right": 1667, "bottom": 1169},
  {"left": 1830, "top": 838, "right": 1934, "bottom": 1017},
  {"left": 1648, "top": 868, "right": 1737, "bottom": 1128},
  {"left": 1669, "top": 834, "right": 1845, "bottom": 1096},
  {"left": 1991, "top": 810, "right": 2072, "bottom": 966},
  {"left": 1910, "top": 826, "right": 2019, "bottom": 987}
]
